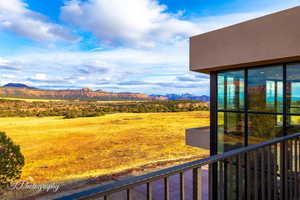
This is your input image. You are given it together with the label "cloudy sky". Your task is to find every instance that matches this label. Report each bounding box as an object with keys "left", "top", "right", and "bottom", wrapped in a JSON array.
[{"left": 0, "top": 0, "right": 300, "bottom": 95}]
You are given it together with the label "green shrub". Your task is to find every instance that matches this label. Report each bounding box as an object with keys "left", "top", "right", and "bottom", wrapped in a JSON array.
[{"left": 0, "top": 132, "right": 25, "bottom": 189}]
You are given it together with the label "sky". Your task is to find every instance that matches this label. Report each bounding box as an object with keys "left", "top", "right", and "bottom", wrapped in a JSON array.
[{"left": 0, "top": 0, "right": 300, "bottom": 95}]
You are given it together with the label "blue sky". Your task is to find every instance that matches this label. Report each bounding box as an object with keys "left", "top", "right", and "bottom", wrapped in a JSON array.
[{"left": 0, "top": 0, "right": 300, "bottom": 95}]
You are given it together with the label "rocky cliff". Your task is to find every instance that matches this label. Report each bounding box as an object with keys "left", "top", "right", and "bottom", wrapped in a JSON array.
[{"left": 0, "top": 84, "right": 167, "bottom": 101}]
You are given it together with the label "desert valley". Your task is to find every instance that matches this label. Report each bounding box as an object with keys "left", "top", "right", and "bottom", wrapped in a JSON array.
[{"left": 0, "top": 83, "right": 209, "bottom": 199}]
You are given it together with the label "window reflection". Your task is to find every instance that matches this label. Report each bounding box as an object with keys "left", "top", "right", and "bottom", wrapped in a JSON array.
[
  {"left": 218, "top": 70, "right": 244, "bottom": 111},
  {"left": 218, "top": 112, "right": 244, "bottom": 153},
  {"left": 215, "top": 64, "right": 300, "bottom": 150},
  {"left": 287, "top": 63, "right": 300, "bottom": 114},
  {"left": 248, "top": 114, "right": 283, "bottom": 145},
  {"left": 287, "top": 115, "right": 300, "bottom": 135},
  {"left": 248, "top": 66, "right": 283, "bottom": 112}
]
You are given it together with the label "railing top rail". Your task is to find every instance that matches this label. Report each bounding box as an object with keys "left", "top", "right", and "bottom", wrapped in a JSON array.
[{"left": 56, "top": 132, "right": 300, "bottom": 200}]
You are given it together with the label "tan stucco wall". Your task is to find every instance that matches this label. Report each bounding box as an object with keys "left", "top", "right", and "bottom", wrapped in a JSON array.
[{"left": 190, "top": 6, "right": 300, "bottom": 73}]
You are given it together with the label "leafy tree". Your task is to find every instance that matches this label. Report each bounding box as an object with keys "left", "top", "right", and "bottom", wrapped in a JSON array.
[{"left": 0, "top": 132, "right": 24, "bottom": 189}]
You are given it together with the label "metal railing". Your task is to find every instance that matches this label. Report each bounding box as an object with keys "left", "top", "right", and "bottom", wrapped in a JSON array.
[{"left": 56, "top": 132, "right": 300, "bottom": 200}]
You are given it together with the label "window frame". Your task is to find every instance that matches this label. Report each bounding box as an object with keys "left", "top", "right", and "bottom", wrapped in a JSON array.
[{"left": 215, "top": 62, "right": 300, "bottom": 153}]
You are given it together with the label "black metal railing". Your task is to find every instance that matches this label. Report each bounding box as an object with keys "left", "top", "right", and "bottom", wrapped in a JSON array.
[{"left": 56, "top": 132, "right": 300, "bottom": 200}]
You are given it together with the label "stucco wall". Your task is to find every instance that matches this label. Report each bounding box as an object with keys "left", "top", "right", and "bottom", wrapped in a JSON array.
[{"left": 190, "top": 6, "right": 300, "bottom": 73}]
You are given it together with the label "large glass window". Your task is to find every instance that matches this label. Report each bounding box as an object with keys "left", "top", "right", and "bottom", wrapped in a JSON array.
[
  {"left": 287, "top": 63, "right": 300, "bottom": 114},
  {"left": 248, "top": 114, "right": 283, "bottom": 145},
  {"left": 287, "top": 115, "right": 300, "bottom": 135},
  {"left": 286, "top": 63, "right": 300, "bottom": 135},
  {"left": 215, "top": 63, "right": 300, "bottom": 199},
  {"left": 218, "top": 112, "right": 244, "bottom": 153},
  {"left": 218, "top": 70, "right": 244, "bottom": 111},
  {"left": 217, "top": 65, "right": 286, "bottom": 152},
  {"left": 248, "top": 66, "right": 283, "bottom": 113}
]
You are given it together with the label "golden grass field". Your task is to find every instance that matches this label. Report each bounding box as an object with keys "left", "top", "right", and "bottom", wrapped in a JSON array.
[{"left": 0, "top": 111, "right": 209, "bottom": 184}]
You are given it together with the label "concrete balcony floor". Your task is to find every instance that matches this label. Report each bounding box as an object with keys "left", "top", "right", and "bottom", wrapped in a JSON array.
[
  {"left": 42, "top": 165, "right": 209, "bottom": 200},
  {"left": 98, "top": 165, "right": 209, "bottom": 200}
]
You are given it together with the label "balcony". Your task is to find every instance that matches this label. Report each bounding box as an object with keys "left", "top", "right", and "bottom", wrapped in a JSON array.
[
  {"left": 56, "top": 132, "right": 300, "bottom": 200},
  {"left": 185, "top": 126, "right": 210, "bottom": 150}
]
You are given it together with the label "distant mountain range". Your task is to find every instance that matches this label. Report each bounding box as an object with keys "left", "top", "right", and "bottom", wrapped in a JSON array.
[
  {"left": 0, "top": 83, "right": 209, "bottom": 101},
  {"left": 3, "top": 83, "right": 36, "bottom": 89},
  {"left": 151, "top": 93, "right": 209, "bottom": 102}
]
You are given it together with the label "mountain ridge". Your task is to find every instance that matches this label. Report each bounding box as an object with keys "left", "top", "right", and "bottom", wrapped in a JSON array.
[
  {"left": 151, "top": 93, "right": 209, "bottom": 102},
  {"left": 3, "top": 83, "right": 36, "bottom": 89},
  {"left": 1, "top": 83, "right": 209, "bottom": 101}
]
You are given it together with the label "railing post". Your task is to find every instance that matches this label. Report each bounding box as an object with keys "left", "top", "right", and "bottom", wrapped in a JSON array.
[
  {"left": 296, "top": 137, "right": 300, "bottom": 197},
  {"left": 180, "top": 172, "right": 185, "bottom": 200},
  {"left": 274, "top": 144, "right": 278, "bottom": 200},
  {"left": 126, "top": 189, "right": 132, "bottom": 200},
  {"left": 293, "top": 139, "right": 297, "bottom": 199},
  {"left": 209, "top": 163, "right": 218, "bottom": 200},
  {"left": 237, "top": 154, "right": 244, "bottom": 200},
  {"left": 267, "top": 146, "right": 272, "bottom": 199},
  {"left": 254, "top": 151, "right": 258, "bottom": 200},
  {"left": 164, "top": 177, "right": 170, "bottom": 200},
  {"left": 246, "top": 152, "right": 251, "bottom": 200},
  {"left": 260, "top": 149, "right": 265, "bottom": 200},
  {"left": 147, "top": 182, "right": 152, "bottom": 200},
  {"left": 280, "top": 141, "right": 288, "bottom": 200},
  {"left": 193, "top": 167, "right": 202, "bottom": 200}
]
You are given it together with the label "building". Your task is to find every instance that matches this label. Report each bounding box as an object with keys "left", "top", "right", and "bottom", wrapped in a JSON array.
[
  {"left": 57, "top": 6, "right": 300, "bottom": 200},
  {"left": 190, "top": 5, "right": 300, "bottom": 199}
]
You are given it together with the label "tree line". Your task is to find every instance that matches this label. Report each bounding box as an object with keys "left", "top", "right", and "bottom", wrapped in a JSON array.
[{"left": 0, "top": 99, "right": 209, "bottom": 118}]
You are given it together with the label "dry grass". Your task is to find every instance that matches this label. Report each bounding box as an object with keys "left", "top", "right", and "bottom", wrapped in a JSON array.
[{"left": 0, "top": 111, "right": 209, "bottom": 184}]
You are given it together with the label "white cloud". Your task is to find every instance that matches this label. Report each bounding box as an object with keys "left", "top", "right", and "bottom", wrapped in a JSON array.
[
  {"left": 2, "top": 74, "right": 16, "bottom": 79},
  {"left": 32, "top": 73, "right": 48, "bottom": 81},
  {"left": 177, "top": 73, "right": 208, "bottom": 82},
  {"left": 0, "top": 57, "right": 22, "bottom": 70},
  {"left": 0, "top": 57, "right": 9, "bottom": 66},
  {"left": 0, "top": 39, "right": 207, "bottom": 94},
  {"left": 0, "top": 0, "right": 80, "bottom": 42},
  {"left": 2, "top": 4, "right": 296, "bottom": 95},
  {"left": 61, "top": 0, "right": 201, "bottom": 47},
  {"left": 59, "top": 0, "right": 292, "bottom": 48}
]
